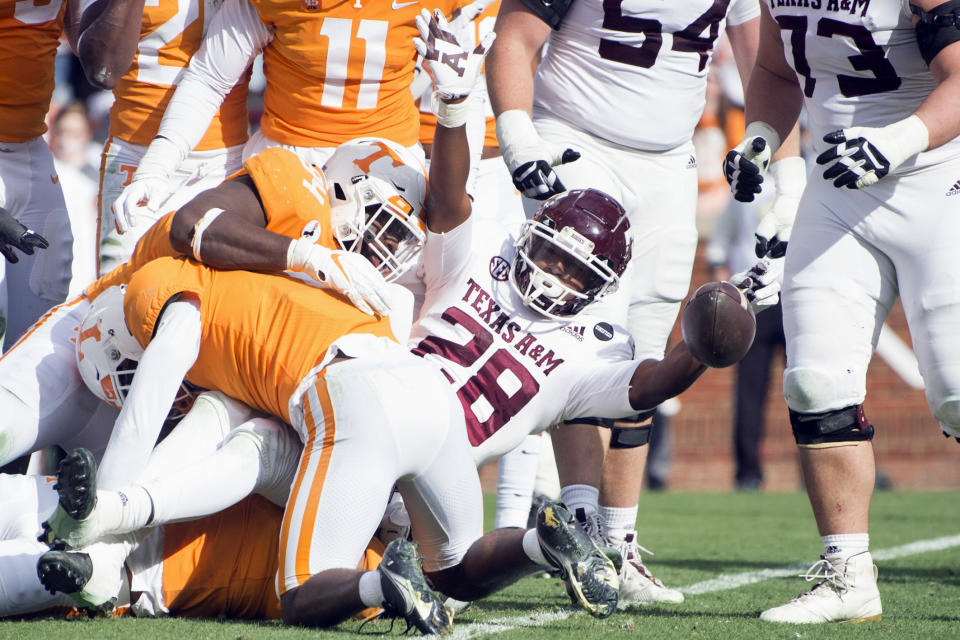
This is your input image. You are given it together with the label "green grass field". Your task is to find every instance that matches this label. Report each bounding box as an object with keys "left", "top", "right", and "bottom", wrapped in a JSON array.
[{"left": 2, "top": 491, "right": 958, "bottom": 640}]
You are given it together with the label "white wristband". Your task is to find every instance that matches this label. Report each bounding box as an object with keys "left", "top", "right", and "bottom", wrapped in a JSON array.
[
  {"left": 768, "top": 156, "right": 807, "bottom": 198},
  {"left": 435, "top": 94, "right": 471, "bottom": 128},
  {"left": 190, "top": 207, "right": 224, "bottom": 261},
  {"left": 884, "top": 114, "right": 930, "bottom": 162},
  {"left": 495, "top": 109, "right": 539, "bottom": 171},
  {"left": 744, "top": 121, "right": 783, "bottom": 157}
]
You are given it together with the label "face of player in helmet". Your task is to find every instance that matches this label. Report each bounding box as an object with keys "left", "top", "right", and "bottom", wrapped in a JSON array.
[{"left": 509, "top": 189, "right": 631, "bottom": 319}]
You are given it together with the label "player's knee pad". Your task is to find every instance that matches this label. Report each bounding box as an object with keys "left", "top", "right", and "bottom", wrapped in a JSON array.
[
  {"left": 789, "top": 405, "right": 874, "bottom": 448},
  {"left": 933, "top": 396, "right": 960, "bottom": 439},
  {"left": 608, "top": 410, "right": 656, "bottom": 449},
  {"left": 783, "top": 366, "right": 854, "bottom": 414}
]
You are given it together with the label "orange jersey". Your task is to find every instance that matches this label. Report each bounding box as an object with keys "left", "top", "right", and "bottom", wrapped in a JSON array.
[
  {"left": 111, "top": 0, "right": 249, "bottom": 150},
  {"left": 124, "top": 256, "right": 396, "bottom": 423},
  {"left": 253, "top": 0, "right": 461, "bottom": 148},
  {"left": 162, "top": 495, "right": 384, "bottom": 619},
  {"left": 87, "top": 147, "right": 337, "bottom": 299},
  {"left": 0, "top": 0, "right": 66, "bottom": 142}
]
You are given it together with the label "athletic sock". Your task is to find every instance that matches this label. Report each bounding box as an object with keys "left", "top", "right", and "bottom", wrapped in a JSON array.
[
  {"left": 821, "top": 533, "right": 870, "bottom": 559},
  {"left": 559, "top": 484, "right": 599, "bottom": 518},
  {"left": 599, "top": 504, "right": 639, "bottom": 542},
  {"left": 521, "top": 528, "right": 549, "bottom": 567},
  {"left": 359, "top": 570, "right": 385, "bottom": 607},
  {"left": 494, "top": 435, "right": 542, "bottom": 529}
]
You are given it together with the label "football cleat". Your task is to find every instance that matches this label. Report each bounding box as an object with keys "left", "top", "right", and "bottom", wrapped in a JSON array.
[
  {"left": 37, "top": 540, "right": 126, "bottom": 615},
  {"left": 536, "top": 501, "right": 619, "bottom": 618},
  {"left": 40, "top": 448, "right": 103, "bottom": 550},
  {"left": 609, "top": 531, "right": 684, "bottom": 606},
  {"left": 760, "top": 551, "right": 882, "bottom": 624},
  {"left": 573, "top": 508, "right": 623, "bottom": 574},
  {"left": 378, "top": 538, "right": 452, "bottom": 635}
]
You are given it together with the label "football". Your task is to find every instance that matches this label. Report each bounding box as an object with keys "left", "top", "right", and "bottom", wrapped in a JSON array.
[{"left": 681, "top": 281, "right": 756, "bottom": 368}]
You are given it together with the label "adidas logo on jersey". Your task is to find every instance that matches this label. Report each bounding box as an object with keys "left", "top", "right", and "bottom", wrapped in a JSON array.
[
  {"left": 687, "top": 155, "right": 697, "bottom": 169},
  {"left": 562, "top": 325, "right": 586, "bottom": 342},
  {"left": 946, "top": 180, "right": 960, "bottom": 197}
]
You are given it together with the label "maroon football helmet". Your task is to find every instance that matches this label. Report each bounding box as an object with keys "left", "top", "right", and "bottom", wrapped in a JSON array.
[{"left": 510, "top": 189, "right": 632, "bottom": 318}]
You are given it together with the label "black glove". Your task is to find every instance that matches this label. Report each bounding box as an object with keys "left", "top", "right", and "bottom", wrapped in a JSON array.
[
  {"left": 815, "top": 130, "right": 891, "bottom": 189},
  {"left": 511, "top": 150, "right": 580, "bottom": 201},
  {"left": 0, "top": 206, "right": 49, "bottom": 263},
  {"left": 724, "top": 138, "right": 769, "bottom": 203}
]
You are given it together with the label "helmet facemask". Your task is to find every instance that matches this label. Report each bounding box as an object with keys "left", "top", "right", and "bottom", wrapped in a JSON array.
[
  {"left": 510, "top": 219, "right": 621, "bottom": 319},
  {"left": 332, "top": 174, "right": 425, "bottom": 282}
]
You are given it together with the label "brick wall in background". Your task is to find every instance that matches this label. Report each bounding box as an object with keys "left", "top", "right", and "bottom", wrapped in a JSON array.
[{"left": 669, "top": 246, "right": 960, "bottom": 491}]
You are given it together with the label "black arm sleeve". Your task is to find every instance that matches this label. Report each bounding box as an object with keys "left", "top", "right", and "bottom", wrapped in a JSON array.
[{"left": 519, "top": 0, "right": 576, "bottom": 29}]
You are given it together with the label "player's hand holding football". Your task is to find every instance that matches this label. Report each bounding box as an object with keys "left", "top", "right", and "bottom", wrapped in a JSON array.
[
  {"left": 816, "top": 115, "right": 929, "bottom": 189},
  {"left": 287, "top": 238, "right": 392, "bottom": 316},
  {"left": 730, "top": 257, "right": 783, "bottom": 315},
  {"left": 0, "top": 205, "right": 48, "bottom": 263}
]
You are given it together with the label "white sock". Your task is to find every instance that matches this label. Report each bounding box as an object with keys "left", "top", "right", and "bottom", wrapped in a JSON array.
[
  {"left": 822, "top": 533, "right": 870, "bottom": 559},
  {"left": 522, "top": 528, "right": 549, "bottom": 567},
  {"left": 358, "top": 570, "right": 384, "bottom": 607},
  {"left": 99, "top": 486, "right": 154, "bottom": 533},
  {"left": 559, "top": 484, "right": 599, "bottom": 518},
  {"left": 600, "top": 505, "right": 639, "bottom": 542},
  {"left": 494, "top": 435, "right": 542, "bottom": 529}
]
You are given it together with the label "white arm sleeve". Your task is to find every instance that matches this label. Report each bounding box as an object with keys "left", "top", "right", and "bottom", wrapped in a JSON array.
[
  {"left": 97, "top": 299, "right": 202, "bottom": 491},
  {"left": 727, "top": 0, "right": 760, "bottom": 26},
  {"left": 422, "top": 214, "right": 475, "bottom": 293},
  {"left": 562, "top": 358, "right": 640, "bottom": 421},
  {"left": 155, "top": 0, "right": 271, "bottom": 157}
]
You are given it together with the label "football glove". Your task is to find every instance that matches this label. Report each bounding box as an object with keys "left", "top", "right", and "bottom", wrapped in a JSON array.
[
  {"left": 730, "top": 257, "right": 784, "bottom": 315},
  {"left": 815, "top": 115, "right": 929, "bottom": 189},
  {"left": 496, "top": 109, "right": 580, "bottom": 200},
  {"left": 0, "top": 205, "right": 48, "bottom": 263},
  {"left": 111, "top": 136, "right": 183, "bottom": 233},
  {"left": 413, "top": 9, "right": 495, "bottom": 127},
  {"left": 754, "top": 156, "right": 807, "bottom": 259},
  {"left": 723, "top": 121, "right": 781, "bottom": 203},
  {"left": 286, "top": 238, "right": 392, "bottom": 316}
]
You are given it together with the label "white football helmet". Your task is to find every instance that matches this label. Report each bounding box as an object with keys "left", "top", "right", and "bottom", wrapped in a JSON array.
[
  {"left": 76, "top": 285, "right": 143, "bottom": 409},
  {"left": 76, "top": 285, "right": 198, "bottom": 422},
  {"left": 322, "top": 138, "right": 428, "bottom": 282}
]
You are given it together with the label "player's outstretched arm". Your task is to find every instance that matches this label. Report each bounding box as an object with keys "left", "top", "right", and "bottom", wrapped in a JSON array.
[
  {"left": 627, "top": 342, "right": 707, "bottom": 412},
  {"left": 72, "top": 0, "right": 146, "bottom": 89},
  {"left": 416, "top": 9, "right": 494, "bottom": 233}
]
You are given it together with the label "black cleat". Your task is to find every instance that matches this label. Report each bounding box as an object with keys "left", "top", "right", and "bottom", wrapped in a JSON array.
[
  {"left": 536, "top": 501, "right": 619, "bottom": 618},
  {"left": 56, "top": 448, "right": 98, "bottom": 519},
  {"left": 378, "top": 538, "right": 452, "bottom": 635},
  {"left": 37, "top": 549, "right": 117, "bottom": 615}
]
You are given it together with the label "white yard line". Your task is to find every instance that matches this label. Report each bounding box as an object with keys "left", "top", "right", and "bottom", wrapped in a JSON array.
[
  {"left": 447, "top": 610, "right": 572, "bottom": 639},
  {"left": 442, "top": 533, "right": 960, "bottom": 637},
  {"left": 680, "top": 533, "right": 960, "bottom": 595}
]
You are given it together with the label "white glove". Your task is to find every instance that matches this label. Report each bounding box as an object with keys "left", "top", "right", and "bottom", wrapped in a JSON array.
[
  {"left": 286, "top": 238, "right": 392, "bottom": 316},
  {"left": 723, "top": 121, "right": 782, "bottom": 203},
  {"left": 730, "top": 257, "right": 784, "bottom": 315},
  {"left": 815, "top": 115, "right": 929, "bottom": 189},
  {"left": 496, "top": 109, "right": 580, "bottom": 200},
  {"left": 111, "top": 136, "right": 183, "bottom": 233},
  {"left": 755, "top": 156, "right": 807, "bottom": 259},
  {"left": 413, "top": 9, "right": 495, "bottom": 128}
]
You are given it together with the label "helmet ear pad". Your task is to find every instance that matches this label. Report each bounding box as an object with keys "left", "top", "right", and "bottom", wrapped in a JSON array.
[{"left": 509, "top": 189, "right": 632, "bottom": 319}]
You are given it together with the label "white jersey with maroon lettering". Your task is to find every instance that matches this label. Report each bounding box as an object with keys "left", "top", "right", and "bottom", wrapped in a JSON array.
[
  {"left": 410, "top": 217, "right": 640, "bottom": 466},
  {"left": 767, "top": 0, "right": 960, "bottom": 172},
  {"left": 533, "top": 0, "right": 759, "bottom": 152}
]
